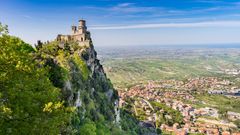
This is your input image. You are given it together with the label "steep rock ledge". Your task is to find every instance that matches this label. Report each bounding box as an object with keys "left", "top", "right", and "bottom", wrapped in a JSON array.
[{"left": 36, "top": 39, "right": 119, "bottom": 133}]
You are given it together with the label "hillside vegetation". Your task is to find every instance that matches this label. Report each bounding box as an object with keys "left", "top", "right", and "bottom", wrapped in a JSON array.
[{"left": 0, "top": 23, "right": 152, "bottom": 135}]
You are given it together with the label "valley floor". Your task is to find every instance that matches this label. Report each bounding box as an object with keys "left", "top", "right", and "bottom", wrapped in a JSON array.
[{"left": 98, "top": 46, "right": 240, "bottom": 134}]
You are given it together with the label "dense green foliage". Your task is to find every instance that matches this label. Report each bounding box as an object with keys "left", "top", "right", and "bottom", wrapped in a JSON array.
[
  {"left": 0, "top": 30, "right": 73, "bottom": 134},
  {"left": 151, "top": 101, "right": 184, "bottom": 126},
  {"left": 73, "top": 52, "right": 90, "bottom": 80},
  {"left": 120, "top": 109, "right": 155, "bottom": 135}
]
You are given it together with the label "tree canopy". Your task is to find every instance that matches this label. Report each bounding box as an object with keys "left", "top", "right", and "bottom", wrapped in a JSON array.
[{"left": 0, "top": 23, "right": 73, "bottom": 134}]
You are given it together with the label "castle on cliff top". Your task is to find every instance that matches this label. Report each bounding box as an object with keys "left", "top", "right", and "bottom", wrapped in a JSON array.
[{"left": 56, "top": 20, "right": 91, "bottom": 45}]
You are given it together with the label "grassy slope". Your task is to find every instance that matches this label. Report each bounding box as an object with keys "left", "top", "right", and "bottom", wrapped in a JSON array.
[{"left": 194, "top": 94, "right": 240, "bottom": 113}]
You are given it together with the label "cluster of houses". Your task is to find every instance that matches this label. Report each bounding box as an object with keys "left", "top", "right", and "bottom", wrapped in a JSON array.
[
  {"left": 183, "top": 77, "right": 231, "bottom": 90},
  {"left": 154, "top": 98, "right": 227, "bottom": 135},
  {"left": 163, "top": 98, "right": 218, "bottom": 120},
  {"left": 224, "top": 69, "right": 240, "bottom": 76},
  {"left": 208, "top": 89, "right": 240, "bottom": 98},
  {"left": 161, "top": 122, "right": 240, "bottom": 135},
  {"left": 119, "top": 78, "right": 240, "bottom": 134},
  {"left": 145, "top": 77, "right": 234, "bottom": 92},
  {"left": 160, "top": 123, "right": 220, "bottom": 135},
  {"left": 228, "top": 111, "right": 240, "bottom": 121}
]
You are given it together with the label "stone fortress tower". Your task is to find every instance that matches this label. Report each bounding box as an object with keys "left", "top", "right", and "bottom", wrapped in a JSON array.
[{"left": 56, "top": 20, "right": 91, "bottom": 45}]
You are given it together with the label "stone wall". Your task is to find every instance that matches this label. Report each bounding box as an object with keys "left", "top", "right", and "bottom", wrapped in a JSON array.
[{"left": 56, "top": 20, "right": 91, "bottom": 44}]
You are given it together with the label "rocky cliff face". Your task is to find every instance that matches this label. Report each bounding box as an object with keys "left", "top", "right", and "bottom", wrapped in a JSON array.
[{"left": 36, "top": 39, "right": 120, "bottom": 133}]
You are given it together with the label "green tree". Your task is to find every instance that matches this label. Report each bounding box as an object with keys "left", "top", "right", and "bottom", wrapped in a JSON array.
[
  {"left": 79, "top": 120, "right": 97, "bottom": 135},
  {"left": 234, "top": 120, "right": 240, "bottom": 129},
  {"left": 0, "top": 23, "right": 73, "bottom": 134}
]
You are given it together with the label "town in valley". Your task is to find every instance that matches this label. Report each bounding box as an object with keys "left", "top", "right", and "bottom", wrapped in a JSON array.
[{"left": 99, "top": 46, "right": 240, "bottom": 134}]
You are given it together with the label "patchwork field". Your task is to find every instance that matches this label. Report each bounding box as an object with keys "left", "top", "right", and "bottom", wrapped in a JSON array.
[{"left": 97, "top": 46, "right": 240, "bottom": 88}]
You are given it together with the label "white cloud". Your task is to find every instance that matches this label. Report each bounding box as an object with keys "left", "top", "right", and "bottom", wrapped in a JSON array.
[
  {"left": 78, "top": 2, "right": 240, "bottom": 22},
  {"left": 117, "top": 3, "right": 134, "bottom": 7},
  {"left": 90, "top": 21, "right": 240, "bottom": 30},
  {"left": 22, "top": 15, "right": 32, "bottom": 19},
  {"left": 109, "top": 3, "right": 157, "bottom": 13}
]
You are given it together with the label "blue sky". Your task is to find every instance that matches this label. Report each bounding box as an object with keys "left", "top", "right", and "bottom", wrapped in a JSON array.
[{"left": 1, "top": 0, "right": 240, "bottom": 46}]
